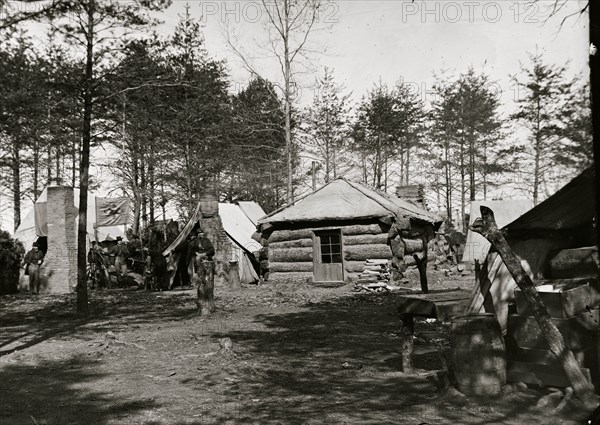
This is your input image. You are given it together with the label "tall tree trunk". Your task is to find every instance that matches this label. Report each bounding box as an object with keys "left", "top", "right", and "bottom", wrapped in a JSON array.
[
  {"left": 384, "top": 157, "right": 388, "bottom": 192},
  {"left": 444, "top": 142, "right": 452, "bottom": 223},
  {"left": 483, "top": 139, "right": 488, "bottom": 201},
  {"left": 33, "top": 138, "right": 39, "bottom": 200},
  {"left": 11, "top": 141, "right": 21, "bottom": 232},
  {"left": 131, "top": 152, "right": 141, "bottom": 235},
  {"left": 533, "top": 99, "right": 541, "bottom": 205},
  {"left": 141, "top": 153, "right": 147, "bottom": 229},
  {"left": 149, "top": 144, "right": 155, "bottom": 226},
  {"left": 399, "top": 146, "right": 405, "bottom": 186},
  {"left": 469, "top": 132, "right": 475, "bottom": 202},
  {"left": 460, "top": 141, "right": 466, "bottom": 229},
  {"left": 405, "top": 146, "right": 410, "bottom": 185},
  {"left": 47, "top": 140, "right": 52, "bottom": 186},
  {"left": 325, "top": 141, "right": 331, "bottom": 183},
  {"left": 332, "top": 140, "right": 337, "bottom": 179},
  {"left": 72, "top": 138, "right": 77, "bottom": 187},
  {"left": 185, "top": 141, "right": 193, "bottom": 213},
  {"left": 591, "top": 0, "right": 600, "bottom": 277},
  {"left": 56, "top": 143, "right": 61, "bottom": 185},
  {"left": 76, "top": 0, "right": 94, "bottom": 316},
  {"left": 283, "top": 2, "right": 293, "bottom": 205}
]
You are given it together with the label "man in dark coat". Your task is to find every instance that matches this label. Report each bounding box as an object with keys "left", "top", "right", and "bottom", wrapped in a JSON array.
[
  {"left": 186, "top": 228, "right": 215, "bottom": 284},
  {"left": 24, "top": 242, "right": 44, "bottom": 294}
]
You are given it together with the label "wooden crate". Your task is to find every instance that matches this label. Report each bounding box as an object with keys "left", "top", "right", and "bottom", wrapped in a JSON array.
[
  {"left": 507, "top": 361, "right": 592, "bottom": 388},
  {"left": 515, "top": 283, "right": 592, "bottom": 318},
  {"left": 506, "top": 309, "right": 599, "bottom": 350}
]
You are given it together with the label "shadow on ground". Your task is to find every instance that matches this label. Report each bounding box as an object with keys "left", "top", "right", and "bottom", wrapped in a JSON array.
[
  {"left": 202, "top": 293, "right": 585, "bottom": 425},
  {"left": 0, "top": 356, "right": 161, "bottom": 425},
  {"left": 0, "top": 288, "right": 197, "bottom": 356}
]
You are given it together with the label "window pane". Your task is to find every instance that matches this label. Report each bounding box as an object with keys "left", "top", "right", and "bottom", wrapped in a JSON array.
[
  {"left": 322, "top": 245, "right": 331, "bottom": 254},
  {"left": 330, "top": 244, "right": 341, "bottom": 255},
  {"left": 330, "top": 234, "right": 340, "bottom": 244},
  {"left": 331, "top": 254, "right": 342, "bottom": 263},
  {"left": 322, "top": 254, "right": 332, "bottom": 263}
]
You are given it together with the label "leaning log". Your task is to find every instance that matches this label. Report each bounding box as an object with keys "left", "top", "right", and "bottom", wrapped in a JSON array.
[
  {"left": 470, "top": 206, "right": 598, "bottom": 406},
  {"left": 270, "top": 262, "right": 314, "bottom": 272},
  {"left": 269, "top": 247, "right": 313, "bottom": 263},
  {"left": 344, "top": 244, "right": 392, "bottom": 261}
]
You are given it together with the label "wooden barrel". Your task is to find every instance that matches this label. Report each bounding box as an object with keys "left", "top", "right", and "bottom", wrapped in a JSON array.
[
  {"left": 450, "top": 313, "right": 506, "bottom": 396},
  {"left": 199, "top": 192, "right": 218, "bottom": 218}
]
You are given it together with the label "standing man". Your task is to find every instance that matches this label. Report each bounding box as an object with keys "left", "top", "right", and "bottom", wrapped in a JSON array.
[
  {"left": 24, "top": 242, "right": 44, "bottom": 294},
  {"left": 109, "top": 236, "right": 130, "bottom": 285},
  {"left": 186, "top": 228, "right": 215, "bottom": 284},
  {"left": 187, "top": 228, "right": 216, "bottom": 315}
]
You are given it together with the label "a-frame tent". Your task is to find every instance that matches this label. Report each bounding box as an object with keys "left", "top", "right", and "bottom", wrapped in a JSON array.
[{"left": 163, "top": 202, "right": 264, "bottom": 285}]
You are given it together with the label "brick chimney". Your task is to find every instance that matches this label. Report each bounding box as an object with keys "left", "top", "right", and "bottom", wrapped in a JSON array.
[{"left": 39, "top": 186, "right": 78, "bottom": 294}]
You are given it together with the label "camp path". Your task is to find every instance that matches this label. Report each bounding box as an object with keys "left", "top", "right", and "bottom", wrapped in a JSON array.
[{"left": 0, "top": 278, "right": 589, "bottom": 425}]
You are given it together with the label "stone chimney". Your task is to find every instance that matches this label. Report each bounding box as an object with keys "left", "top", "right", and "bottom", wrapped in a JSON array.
[{"left": 39, "top": 186, "right": 78, "bottom": 294}]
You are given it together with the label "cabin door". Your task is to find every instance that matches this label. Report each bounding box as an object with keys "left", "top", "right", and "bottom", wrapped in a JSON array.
[{"left": 313, "top": 229, "right": 344, "bottom": 282}]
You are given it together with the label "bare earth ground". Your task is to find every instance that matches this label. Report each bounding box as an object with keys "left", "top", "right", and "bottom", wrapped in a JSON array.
[{"left": 0, "top": 273, "right": 593, "bottom": 425}]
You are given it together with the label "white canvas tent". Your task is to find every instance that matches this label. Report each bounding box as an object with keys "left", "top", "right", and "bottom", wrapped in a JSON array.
[
  {"left": 237, "top": 201, "right": 266, "bottom": 225},
  {"left": 14, "top": 187, "right": 127, "bottom": 249},
  {"left": 163, "top": 202, "right": 262, "bottom": 284},
  {"left": 463, "top": 200, "right": 533, "bottom": 263}
]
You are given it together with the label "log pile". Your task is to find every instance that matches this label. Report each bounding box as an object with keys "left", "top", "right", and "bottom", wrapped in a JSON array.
[{"left": 355, "top": 259, "right": 392, "bottom": 292}]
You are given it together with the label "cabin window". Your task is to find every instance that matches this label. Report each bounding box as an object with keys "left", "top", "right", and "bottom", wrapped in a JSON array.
[{"left": 318, "top": 231, "right": 342, "bottom": 264}]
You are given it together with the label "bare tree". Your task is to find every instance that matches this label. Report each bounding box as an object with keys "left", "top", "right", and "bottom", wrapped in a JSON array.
[{"left": 226, "top": 0, "right": 326, "bottom": 204}]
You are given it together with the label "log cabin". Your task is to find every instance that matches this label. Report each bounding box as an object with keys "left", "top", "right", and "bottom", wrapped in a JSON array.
[{"left": 255, "top": 178, "right": 443, "bottom": 285}]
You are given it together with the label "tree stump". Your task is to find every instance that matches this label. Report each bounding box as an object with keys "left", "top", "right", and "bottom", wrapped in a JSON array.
[
  {"left": 400, "top": 314, "right": 414, "bottom": 373},
  {"left": 470, "top": 205, "right": 598, "bottom": 407},
  {"left": 195, "top": 259, "right": 215, "bottom": 317}
]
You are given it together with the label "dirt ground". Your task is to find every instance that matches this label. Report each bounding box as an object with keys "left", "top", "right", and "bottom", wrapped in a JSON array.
[{"left": 0, "top": 273, "right": 595, "bottom": 425}]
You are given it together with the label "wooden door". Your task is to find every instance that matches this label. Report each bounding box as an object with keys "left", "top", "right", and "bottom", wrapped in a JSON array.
[{"left": 313, "top": 229, "right": 344, "bottom": 282}]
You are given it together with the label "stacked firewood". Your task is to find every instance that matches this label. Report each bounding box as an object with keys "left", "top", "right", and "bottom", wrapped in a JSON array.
[{"left": 354, "top": 259, "right": 393, "bottom": 292}]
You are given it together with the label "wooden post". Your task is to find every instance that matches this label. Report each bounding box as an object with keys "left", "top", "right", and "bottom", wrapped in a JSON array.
[
  {"left": 196, "top": 259, "right": 215, "bottom": 316},
  {"left": 413, "top": 234, "right": 429, "bottom": 293},
  {"left": 400, "top": 314, "right": 414, "bottom": 373},
  {"left": 470, "top": 206, "right": 598, "bottom": 406}
]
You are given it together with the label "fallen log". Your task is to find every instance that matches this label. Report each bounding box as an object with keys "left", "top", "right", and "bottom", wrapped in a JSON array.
[{"left": 470, "top": 206, "right": 598, "bottom": 406}]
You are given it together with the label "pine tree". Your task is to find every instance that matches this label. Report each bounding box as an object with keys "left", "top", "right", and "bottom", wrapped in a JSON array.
[
  {"left": 511, "top": 53, "right": 574, "bottom": 205},
  {"left": 304, "top": 68, "right": 351, "bottom": 185}
]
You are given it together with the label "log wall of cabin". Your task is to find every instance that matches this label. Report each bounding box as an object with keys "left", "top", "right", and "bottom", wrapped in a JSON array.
[{"left": 264, "top": 219, "right": 432, "bottom": 283}]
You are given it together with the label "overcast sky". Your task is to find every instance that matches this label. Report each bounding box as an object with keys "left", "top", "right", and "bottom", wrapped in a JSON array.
[
  {"left": 158, "top": 0, "right": 589, "bottom": 109},
  {"left": 1, "top": 0, "right": 590, "bottom": 231}
]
